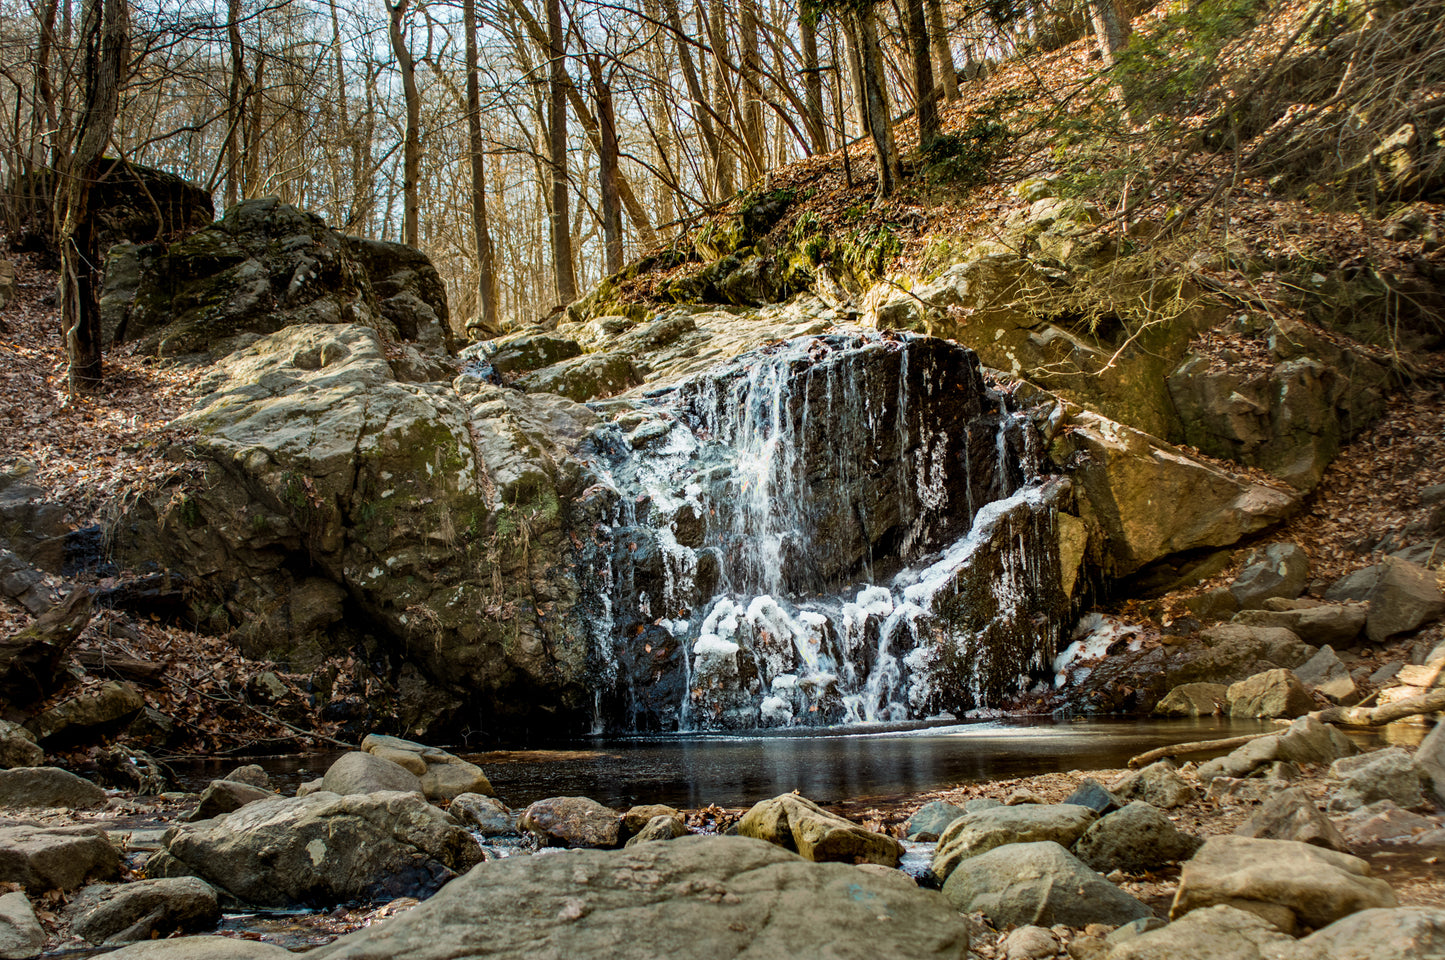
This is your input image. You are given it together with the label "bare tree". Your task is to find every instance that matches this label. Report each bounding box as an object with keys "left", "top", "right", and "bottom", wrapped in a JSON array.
[{"left": 388, "top": 0, "right": 421, "bottom": 245}]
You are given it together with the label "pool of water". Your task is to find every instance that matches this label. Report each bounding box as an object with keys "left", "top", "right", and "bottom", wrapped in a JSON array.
[{"left": 172, "top": 716, "right": 1328, "bottom": 809}]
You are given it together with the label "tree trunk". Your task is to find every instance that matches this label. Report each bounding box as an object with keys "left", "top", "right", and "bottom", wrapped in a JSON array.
[
  {"left": 661, "top": 0, "right": 722, "bottom": 199},
  {"left": 388, "top": 0, "right": 420, "bottom": 246},
  {"left": 853, "top": 7, "right": 899, "bottom": 198},
  {"left": 595, "top": 74, "right": 623, "bottom": 276},
  {"left": 56, "top": 0, "right": 127, "bottom": 394},
  {"left": 905, "top": 0, "right": 939, "bottom": 146},
  {"left": 800, "top": 10, "right": 828, "bottom": 153},
  {"left": 463, "top": 0, "right": 501, "bottom": 338},
  {"left": 546, "top": 0, "right": 577, "bottom": 304},
  {"left": 1089, "top": 0, "right": 1132, "bottom": 68},
  {"left": 926, "top": 0, "right": 958, "bottom": 102},
  {"left": 738, "top": 0, "right": 764, "bottom": 181},
  {"left": 224, "top": 0, "right": 244, "bottom": 208},
  {"left": 708, "top": 0, "right": 735, "bottom": 198}
]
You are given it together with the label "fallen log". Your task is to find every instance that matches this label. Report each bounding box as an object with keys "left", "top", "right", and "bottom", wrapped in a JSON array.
[
  {"left": 1312, "top": 688, "right": 1445, "bottom": 727},
  {"left": 1127, "top": 731, "right": 1277, "bottom": 769},
  {"left": 75, "top": 650, "right": 171, "bottom": 685},
  {"left": 0, "top": 587, "right": 94, "bottom": 704}
]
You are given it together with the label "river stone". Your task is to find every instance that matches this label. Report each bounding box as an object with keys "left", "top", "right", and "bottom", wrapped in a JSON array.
[
  {"left": 222, "top": 765, "right": 271, "bottom": 790},
  {"left": 624, "top": 814, "right": 689, "bottom": 847},
  {"left": 1279, "top": 906, "right": 1445, "bottom": 960},
  {"left": 1001, "top": 925, "right": 1059, "bottom": 960},
  {"left": 1326, "top": 747, "right": 1425, "bottom": 811},
  {"left": 941, "top": 840, "right": 1151, "bottom": 927},
  {"left": 99, "top": 936, "right": 292, "bottom": 959},
  {"left": 320, "top": 751, "right": 423, "bottom": 796},
  {"left": 1227, "top": 669, "right": 1313, "bottom": 718},
  {"left": 1073, "top": 801, "right": 1204, "bottom": 873},
  {"left": 0, "top": 824, "right": 119, "bottom": 892},
  {"left": 1152, "top": 682, "right": 1228, "bottom": 717},
  {"left": 1417, "top": 717, "right": 1445, "bottom": 806},
  {"left": 1230, "top": 544, "right": 1310, "bottom": 610},
  {"left": 1107, "top": 905, "right": 1292, "bottom": 960},
  {"left": 1198, "top": 716, "right": 1355, "bottom": 781},
  {"left": 1108, "top": 762, "right": 1198, "bottom": 809},
  {"left": 307, "top": 835, "right": 968, "bottom": 959},
  {"left": 738, "top": 794, "right": 904, "bottom": 867},
  {"left": 521, "top": 796, "right": 621, "bottom": 849},
  {"left": 68, "top": 877, "right": 219, "bottom": 944},
  {"left": 1232, "top": 605, "right": 1367, "bottom": 647},
  {"left": 1234, "top": 787, "right": 1350, "bottom": 852},
  {"left": 24, "top": 681, "right": 144, "bottom": 744},
  {"left": 0, "top": 767, "right": 107, "bottom": 810},
  {"left": 904, "top": 800, "right": 968, "bottom": 841},
  {"left": 0, "top": 722, "right": 41, "bottom": 770},
  {"left": 622, "top": 804, "right": 683, "bottom": 837},
  {"left": 1365, "top": 557, "right": 1445, "bottom": 643},
  {"left": 360, "top": 735, "right": 492, "bottom": 800},
  {"left": 1064, "top": 779, "right": 1123, "bottom": 814},
  {"left": 931, "top": 803, "right": 1096, "bottom": 880},
  {"left": 449, "top": 794, "right": 516, "bottom": 837},
  {"left": 146, "top": 791, "right": 481, "bottom": 907},
  {"left": 1336, "top": 800, "right": 1438, "bottom": 845},
  {"left": 188, "top": 779, "right": 274, "bottom": 821},
  {"left": 1171, "top": 836, "right": 1396, "bottom": 930},
  {"left": 0, "top": 891, "right": 44, "bottom": 959},
  {"left": 1291, "top": 646, "right": 1357, "bottom": 702}
]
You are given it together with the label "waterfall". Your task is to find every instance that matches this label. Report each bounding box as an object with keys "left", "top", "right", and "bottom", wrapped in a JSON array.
[{"left": 576, "top": 331, "right": 1070, "bottom": 732}]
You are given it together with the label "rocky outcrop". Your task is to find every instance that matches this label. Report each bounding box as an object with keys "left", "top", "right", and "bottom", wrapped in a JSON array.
[
  {"left": 307, "top": 835, "right": 969, "bottom": 960},
  {"left": 0, "top": 767, "right": 107, "bottom": 809},
  {"left": 0, "top": 824, "right": 119, "bottom": 892}
]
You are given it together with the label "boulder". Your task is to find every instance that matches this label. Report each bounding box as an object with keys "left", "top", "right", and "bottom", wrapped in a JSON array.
[
  {"left": 1062, "top": 780, "right": 1123, "bottom": 814},
  {"left": 931, "top": 803, "right": 1097, "bottom": 880},
  {"left": 624, "top": 815, "right": 689, "bottom": 847},
  {"left": 516, "top": 351, "right": 642, "bottom": 402},
  {"left": 360, "top": 735, "right": 492, "bottom": 800},
  {"left": 448, "top": 794, "right": 516, "bottom": 837},
  {"left": 1417, "top": 718, "right": 1445, "bottom": 806},
  {"left": 1152, "top": 683, "right": 1228, "bottom": 717},
  {"left": 1171, "top": 836, "right": 1396, "bottom": 930},
  {"left": 941, "top": 841, "right": 1152, "bottom": 927},
  {"left": 146, "top": 791, "right": 481, "bottom": 907},
  {"left": 1229, "top": 544, "right": 1310, "bottom": 610},
  {"left": 737, "top": 794, "right": 903, "bottom": 867},
  {"left": 1106, "top": 904, "right": 1292, "bottom": 960},
  {"left": 1291, "top": 646, "right": 1357, "bottom": 702},
  {"left": 1234, "top": 787, "right": 1350, "bottom": 852},
  {"left": 904, "top": 800, "right": 968, "bottom": 841},
  {"left": 0, "top": 723, "right": 42, "bottom": 770},
  {"left": 1198, "top": 716, "right": 1355, "bottom": 781},
  {"left": 1226, "top": 669, "right": 1313, "bottom": 718},
  {"left": 320, "top": 751, "right": 423, "bottom": 797},
  {"left": 1365, "top": 557, "right": 1445, "bottom": 643},
  {"left": 99, "top": 937, "right": 292, "bottom": 959},
  {"left": 1002, "top": 925, "right": 1060, "bottom": 960},
  {"left": 188, "top": 779, "right": 275, "bottom": 821},
  {"left": 67, "top": 877, "right": 219, "bottom": 945},
  {"left": 0, "top": 824, "right": 119, "bottom": 892},
  {"left": 1335, "top": 800, "right": 1437, "bottom": 846},
  {"left": 222, "top": 764, "right": 271, "bottom": 790},
  {"left": 0, "top": 767, "right": 107, "bottom": 809},
  {"left": 0, "top": 891, "right": 44, "bottom": 960},
  {"left": 1048, "top": 412, "right": 1299, "bottom": 577},
  {"left": 621, "top": 804, "right": 683, "bottom": 837},
  {"left": 1327, "top": 748, "right": 1425, "bottom": 811},
  {"left": 483, "top": 332, "right": 582, "bottom": 376},
  {"left": 1281, "top": 906, "right": 1445, "bottom": 960},
  {"left": 520, "top": 796, "right": 621, "bottom": 849},
  {"left": 1073, "top": 800, "right": 1204, "bottom": 873},
  {"left": 25, "top": 680, "right": 144, "bottom": 744},
  {"left": 1109, "top": 762, "right": 1198, "bottom": 809},
  {"left": 305, "top": 835, "right": 968, "bottom": 960},
  {"left": 1232, "top": 605, "right": 1367, "bottom": 647}
]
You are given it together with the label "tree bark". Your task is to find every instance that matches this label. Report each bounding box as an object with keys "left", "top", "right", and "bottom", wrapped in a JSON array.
[
  {"left": 853, "top": 7, "right": 899, "bottom": 198},
  {"left": 708, "top": 0, "right": 735, "bottom": 198},
  {"left": 800, "top": 10, "right": 828, "bottom": 153},
  {"left": 1089, "top": 0, "right": 1132, "bottom": 68},
  {"left": 388, "top": 0, "right": 420, "bottom": 246},
  {"left": 905, "top": 0, "right": 939, "bottom": 145},
  {"left": 56, "top": 0, "right": 127, "bottom": 394},
  {"left": 464, "top": 0, "right": 501, "bottom": 337},
  {"left": 926, "top": 0, "right": 958, "bottom": 102},
  {"left": 546, "top": 0, "right": 577, "bottom": 304},
  {"left": 224, "top": 0, "right": 244, "bottom": 208},
  {"left": 738, "top": 0, "right": 765, "bottom": 181},
  {"left": 595, "top": 74, "right": 623, "bottom": 276}
]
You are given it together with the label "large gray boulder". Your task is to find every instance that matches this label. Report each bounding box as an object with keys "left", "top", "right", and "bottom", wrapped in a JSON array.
[
  {"left": 1232, "top": 605, "right": 1366, "bottom": 647},
  {"left": 0, "top": 767, "right": 106, "bottom": 809},
  {"left": 1363, "top": 557, "right": 1445, "bottom": 642},
  {"left": 67, "top": 877, "right": 219, "bottom": 945},
  {"left": 100, "top": 937, "right": 292, "bottom": 959},
  {"left": 931, "top": 803, "right": 1097, "bottom": 880},
  {"left": 1106, "top": 904, "right": 1291, "bottom": 960},
  {"left": 0, "top": 824, "right": 119, "bottom": 892},
  {"left": 146, "top": 791, "right": 481, "bottom": 906},
  {"left": 520, "top": 796, "right": 621, "bottom": 850},
  {"left": 1229, "top": 543, "right": 1310, "bottom": 610},
  {"left": 320, "top": 751, "right": 423, "bottom": 796},
  {"left": 1327, "top": 748, "right": 1425, "bottom": 811},
  {"left": 737, "top": 794, "right": 903, "bottom": 867},
  {"left": 359, "top": 734, "right": 491, "bottom": 800},
  {"left": 1417, "top": 718, "right": 1445, "bottom": 806},
  {"left": 0, "top": 722, "right": 42, "bottom": 770},
  {"left": 0, "top": 891, "right": 44, "bottom": 959},
  {"left": 1109, "top": 762, "right": 1198, "bottom": 809},
  {"left": 1073, "top": 801, "right": 1203, "bottom": 873},
  {"left": 1198, "top": 716, "right": 1355, "bottom": 781},
  {"left": 1291, "top": 645, "right": 1357, "bottom": 702},
  {"left": 1235, "top": 787, "right": 1350, "bottom": 852},
  {"left": 1152, "top": 683, "right": 1227, "bottom": 717},
  {"left": 904, "top": 800, "right": 967, "bottom": 841},
  {"left": 306, "top": 835, "right": 970, "bottom": 960},
  {"left": 188, "top": 779, "right": 274, "bottom": 821},
  {"left": 1227, "top": 669, "right": 1314, "bottom": 718},
  {"left": 1277, "top": 906, "right": 1445, "bottom": 960},
  {"left": 941, "top": 840, "right": 1152, "bottom": 927},
  {"left": 25, "top": 680, "right": 144, "bottom": 744},
  {"left": 1172, "top": 836, "right": 1396, "bottom": 931}
]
